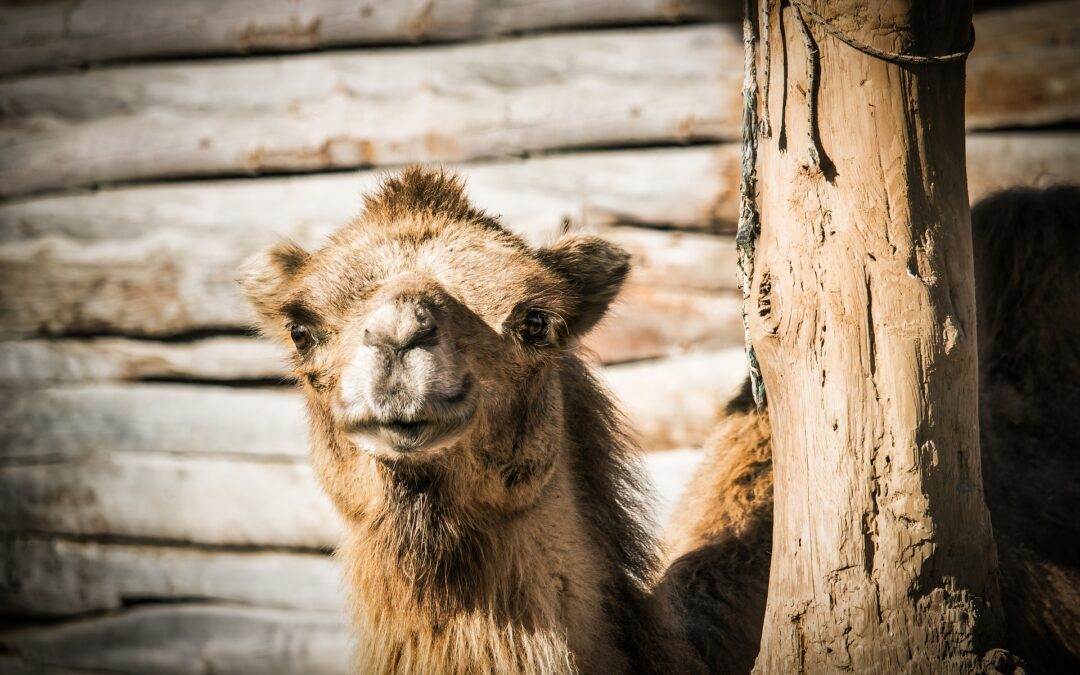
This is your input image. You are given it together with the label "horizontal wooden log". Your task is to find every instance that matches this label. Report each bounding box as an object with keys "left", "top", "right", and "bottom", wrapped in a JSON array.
[
  {"left": 0, "top": 437, "right": 715, "bottom": 554},
  {"left": 0, "top": 604, "right": 350, "bottom": 675},
  {"left": 0, "top": 0, "right": 736, "bottom": 77},
  {"left": 4, "top": 131, "right": 1076, "bottom": 341},
  {"left": 0, "top": 132, "right": 1071, "bottom": 249},
  {"left": 973, "top": 1, "right": 1077, "bottom": 54},
  {"left": 965, "top": 2, "right": 1080, "bottom": 127},
  {"left": 965, "top": 132, "right": 1080, "bottom": 197},
  {"left": 0, "top": 454, "right": 345, "bottom": 547},
  {"left": 0, "top": 290, "right": 742, "bottom": 385},
  {"left": 0, "top": 538, "right": 343, "bottom": 616},
  {"left": 3, "top": 2, "right": 1077, "bottom": 196},
  {"left": 0, "top": 348, "right": 748, "bottom": 466},
  {"left": 0, "top": 383, "right": 307, "bottom": 462},
  {"left": 0, "top": 449, "right": 706, "bottom": 618},
  {"left": 0, "top": 656, "right": 117, "bottom": 675},
  {"left": 0, "top": 145, "right": 741, "bottom": 242},
  {"left": 0, "top": 25, "right": 741, "bottom": 196},
  {"left": 0, "top": 224, "right": 739, "bottom": 340},
  {"left": 0, "top": 145, "right": 741, "bottom": 243},
  {"left": 0, "top": 231, "right": 255, "bottom": 338},
  {"left": 605, "top": 347, "right": 748, "bottom": 450},
  {"left": 2, "top": 134, "right": 1071, "bottom": 246},
  {"left": 967, "top": 59, "right": 1080, "bottom": 131},
  {"left": 584, "top": 286, "right": 745, "bottom": 364},
  {"left": 0, "top": 336, "right": 286, "bottom": 384}
]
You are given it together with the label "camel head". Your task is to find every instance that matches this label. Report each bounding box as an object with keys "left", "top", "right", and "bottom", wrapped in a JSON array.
[{"left": 239, "top": 167, "right": 630, "bottom": 511}]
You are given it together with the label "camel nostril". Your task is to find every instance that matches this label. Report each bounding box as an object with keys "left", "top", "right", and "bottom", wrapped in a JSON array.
[
  {"left": 395, "top": 321, "right": 439, "bottom": 352},
  {"left": 362, "top": 301, "right": 442, "bottom": 353}
]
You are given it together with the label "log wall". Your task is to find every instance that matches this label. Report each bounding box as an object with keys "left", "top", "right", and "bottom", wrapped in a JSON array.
[{"left": 1, "top": 1, "right": 1076, "bottom": 671}]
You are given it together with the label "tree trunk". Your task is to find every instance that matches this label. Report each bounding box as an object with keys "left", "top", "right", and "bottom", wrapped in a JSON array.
[{"left": 743, "top": 1, "right": 1013, "bottom": 672}]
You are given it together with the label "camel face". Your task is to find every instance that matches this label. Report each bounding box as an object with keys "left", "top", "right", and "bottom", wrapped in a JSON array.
[
  {"left": 240, "top": 168, "right": 629, "bottom": 482},
  {"left": 288, "top": 223, "right": 571, "bottom": 462}
]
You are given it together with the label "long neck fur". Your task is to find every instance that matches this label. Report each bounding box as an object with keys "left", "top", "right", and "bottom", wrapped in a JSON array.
[{"left": 333, "top": 356, "right": 693, "bottom": 674}]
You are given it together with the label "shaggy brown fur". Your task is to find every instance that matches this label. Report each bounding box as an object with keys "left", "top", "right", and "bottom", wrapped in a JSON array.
[
  {"left": 241, "top": 167, "right": 701, "bottom": 674},
  {"left": 973, "top": 186, "right": 1080, "bottom": 673},
  {"left": 657, "top": 383, "right": 772, "bottom": 674},
  {"left": 662, "top": 185, "right": 1080, "bottom": 673}
]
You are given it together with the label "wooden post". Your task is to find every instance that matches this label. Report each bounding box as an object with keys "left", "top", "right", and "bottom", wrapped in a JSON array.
[{"left": 743, "top": 1, "right": 1015, "bottom": 671}]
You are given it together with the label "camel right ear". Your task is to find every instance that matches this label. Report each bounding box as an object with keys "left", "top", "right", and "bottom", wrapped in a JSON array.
[
  {"left": 237, "top": 241, "right": 309, "bottom": 335},
  {"left": 537, "top": 234, "right": 631, "bottom": 338}
]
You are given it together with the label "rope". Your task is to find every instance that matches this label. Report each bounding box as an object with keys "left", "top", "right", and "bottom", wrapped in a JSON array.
[
  {"left": 737, "top": 0, "right": 767, "bottom": 409},
  {"left": 759, "top": 0, "right": 773, "bottom": 138},
  {"left": 788, "top": 1, "right": 975, "bottom": 65}
]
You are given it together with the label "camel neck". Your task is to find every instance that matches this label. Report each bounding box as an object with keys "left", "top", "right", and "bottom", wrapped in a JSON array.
[{"left": 341, "top": 459, "right": 620, "bottom": 673}]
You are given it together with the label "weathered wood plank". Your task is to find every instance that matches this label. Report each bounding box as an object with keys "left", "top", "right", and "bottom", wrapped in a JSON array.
[
  {"left": 0, "top": 231, "right": 250, "bottom": 338},
  {"left": 3, "top": 2, "right": 1077, "bottom": 196},
  {"left": 0, "top": 538, "right": 343, "bottom": 616},
  {"left": 0, "top": 454, "right": 344, "bottom": 547},
  {"left": 967, "top": 55, "right": 1080, "bottom": 130},
  {"left": 2, "top": 132, "right": 1072, "bottom": 246},
  {"left": 4, "top": 132, "right": 1076, "bottom": 340},
  {"left": 0, "top": 348, "right": 748, "bottom": 465},
  {"left": 584, "top": 287, "right": 744, "bottom": 364},
  {"left": 0, "top": 289, "right": 743, "bottom": 384},
  {"left": 0, "top": 0, "right": 736, "bottom": 77},
  {"left": 0, "top": 336, "right": 286, "bottom": 384},
  {"left": 966, "top": 132, "right": 1080, "bottom": 197},
  {"left": 0, "top": 145, "right": 741, "bottom": 242},
  {"left": 0, "top": 383, "right": 307, "bottom": 462},
  {"left": 0, "top": 225, "right": 740, "bottom": 339},
  {"left": 604, "top": 347, "right": 747, "bottom": 449},
  {"left": 0, "top": 656, "right": 117, "bottom": 675},
  {"left": 973, "top": 0, "right": 1079, "bottom": 56},
  {"left": 0, "top": 604, "right": 351, "bottom": 675},
  {"left": 1, "top": 132, "right": 1073, "bottom": 246},
  {"left": 0, "top": 146, "right": 741, "bottom": 243},
  {"left": 0, "top": 447, "right": 704, "bottom": 618},
  {"left": 0, "top": 25, "right": 741, "bottom": 196}
]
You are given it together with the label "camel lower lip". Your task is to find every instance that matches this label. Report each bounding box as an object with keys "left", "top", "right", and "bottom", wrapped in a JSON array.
[
  {"left": 382, "top": 420, "right": 431, "bottom": 436},
  {"left": 346, "top": 419, "right": 432, "bottom": 442},
  {"left": 342, "top": 379, "right": 476, "bottom": 453},
  {"left": 344, "top": 416, "right": 466, "bottom": 454}
]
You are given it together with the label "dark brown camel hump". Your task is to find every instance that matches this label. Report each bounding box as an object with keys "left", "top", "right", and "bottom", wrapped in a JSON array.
[
  {"left": 974, "top": 185, "right": 1080, "bottom": 674},
  {"left": 971, "top": 184, "right": 1080, "bottom": 401}
]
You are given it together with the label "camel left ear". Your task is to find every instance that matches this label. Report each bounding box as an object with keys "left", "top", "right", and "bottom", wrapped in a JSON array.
[
  {"left": 237, "top": 240, "right": 310, "bottom": 337},
  {"left": 538, "top": 235, "right": 631, "bottom": 338}
]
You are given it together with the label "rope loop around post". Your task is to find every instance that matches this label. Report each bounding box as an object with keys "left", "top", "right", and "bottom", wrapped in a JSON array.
[{"left": 788, "top": 1, "right": 976, "bottom": 65}]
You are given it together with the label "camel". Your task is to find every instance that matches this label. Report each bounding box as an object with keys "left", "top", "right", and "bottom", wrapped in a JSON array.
[
  {"left": 239, "top": 167, "right": 702, "bottom": 674},
  {"left": 661, "top": 185, "right": 1080, "bottom": 673},
  {"left": 240, "top": 165, "right": 1075, "bottom": 672}
]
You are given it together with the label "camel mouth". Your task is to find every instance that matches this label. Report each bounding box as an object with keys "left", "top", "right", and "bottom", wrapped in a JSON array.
[{"left": 343, "top": 377, "right": 476, "bottom": 455}]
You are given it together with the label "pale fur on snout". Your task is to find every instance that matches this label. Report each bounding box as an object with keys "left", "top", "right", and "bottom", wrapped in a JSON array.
[{"left": 337, "top": 297, "right": 467, "bottom": 425}]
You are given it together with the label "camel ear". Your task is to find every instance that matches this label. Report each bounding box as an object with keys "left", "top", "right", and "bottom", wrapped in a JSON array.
[
  {"left": 237, "top": 240, "right": 310, "bottom": 336},
  {"left": 538, "top": 235, "right": 630, "bottom": 338}
]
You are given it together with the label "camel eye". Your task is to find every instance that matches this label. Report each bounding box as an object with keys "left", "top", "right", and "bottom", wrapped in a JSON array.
[
  {"left": 290, "top": 323, "right": 314, "bottom": 350},
  {"left": 521, "top": 311, "right": 549, "bottom": 344}
]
